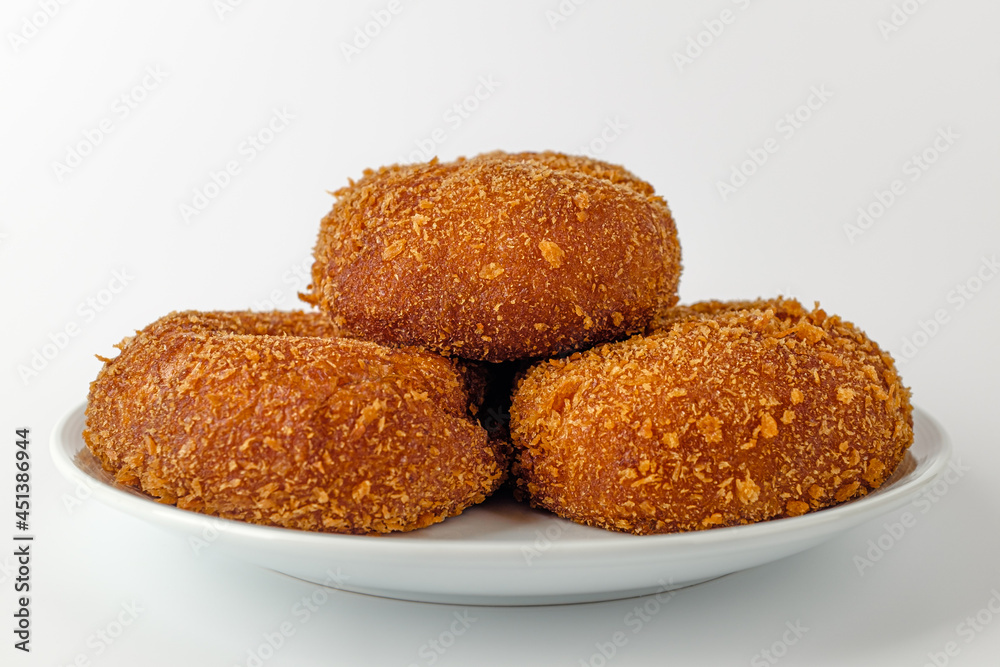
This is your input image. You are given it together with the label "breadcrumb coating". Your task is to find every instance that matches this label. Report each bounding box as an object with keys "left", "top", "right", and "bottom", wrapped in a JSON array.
[
  {"left": 84, "top": 310, "right": 507, "bottom": 534},
  {"left": 305, "top": 151, "right": 682, "bottom": 362},
  {"left": 510, "top": 298, "right": 913, "bottom": 534}
]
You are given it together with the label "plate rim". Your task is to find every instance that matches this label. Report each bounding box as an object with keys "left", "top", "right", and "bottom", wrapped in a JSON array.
[{"left": 51, "top": 400, "right": 953, "bottom": 558}]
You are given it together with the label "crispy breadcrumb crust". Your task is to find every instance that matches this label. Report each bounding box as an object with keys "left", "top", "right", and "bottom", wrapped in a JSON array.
[
  {"left": 84, "top": 310, "right": 507, "bottom": 534},
  {"left": 510, "top": 298, "right": 913, "bottom": 535},
  {"left": 305, "top": 151, "right": 682, "bottom": 362}
]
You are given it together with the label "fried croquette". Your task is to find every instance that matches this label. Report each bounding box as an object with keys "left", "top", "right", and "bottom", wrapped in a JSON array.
[
  {"left": 305, "top": 151, "right": 682, "bottom": 362},
  {"left": 83, "top": 310, "right": 507, "bottom": 534},
  {"left": 509, "top": 297, "right": 913, "bottom": 535}
]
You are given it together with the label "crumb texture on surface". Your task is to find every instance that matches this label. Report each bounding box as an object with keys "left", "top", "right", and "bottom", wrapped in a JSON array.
[
  {"left": 306, "top": 151, "right": 682, "bottom": 362},
  {"left": 510, "top": 297, "right": 914, "bottom": 534},
  {"left": 84, "top": 310, "right": 506, "bottom": 534}
]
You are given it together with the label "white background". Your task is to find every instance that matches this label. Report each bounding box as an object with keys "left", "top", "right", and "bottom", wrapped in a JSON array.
[{"left": 2, "top": 1, "right": 999, "bottom": 665}]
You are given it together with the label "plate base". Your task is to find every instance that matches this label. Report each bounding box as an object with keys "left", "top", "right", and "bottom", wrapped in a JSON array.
[{"left": 51, "top": 402, "right": 952, "bottom": 606}]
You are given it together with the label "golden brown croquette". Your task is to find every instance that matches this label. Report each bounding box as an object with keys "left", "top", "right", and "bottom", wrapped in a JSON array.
[
  {"left": 305, "top": 151, "right": 682, "bottom": 362},
  {"left": 84, "top": 310, "right": 507, "bottom": 534},
  {"left": 510, "top": 298, "right": 913, "bottom": 534}
]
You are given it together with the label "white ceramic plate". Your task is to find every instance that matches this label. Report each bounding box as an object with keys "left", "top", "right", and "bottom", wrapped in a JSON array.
[{"left": 51, "top": 402, "right": 951, "bottom": 606}]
